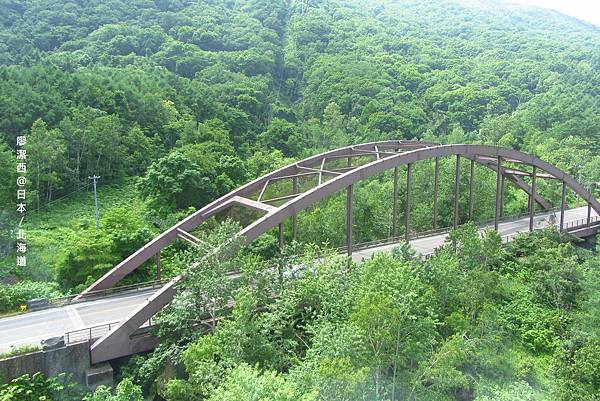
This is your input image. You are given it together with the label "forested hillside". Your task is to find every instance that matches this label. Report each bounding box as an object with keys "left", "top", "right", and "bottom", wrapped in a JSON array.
[
  {"left": 1, "top": 0, "right": 599, "bottom": 288},
  {"left": 0, "top": 0, "right": 599, "bottom": 399}
]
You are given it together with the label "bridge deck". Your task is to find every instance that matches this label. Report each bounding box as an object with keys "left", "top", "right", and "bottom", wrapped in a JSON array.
[{"left": 0, "top": 206, "right": 596, "bottom": 353}]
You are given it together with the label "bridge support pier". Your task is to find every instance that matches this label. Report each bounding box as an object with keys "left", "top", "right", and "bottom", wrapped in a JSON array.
[
  {"left": 529, "top": 166, "right": 537, "bottom": 232},
  {"left": 454, "top": 155, "right": 461, "bottom": 229},
  {"left": 405, "top": 163, "right": 412, "bottom": 242},
  {"left": 495, "top": 156, "right": 502, "bottom": 231},
  {"left": 560, "top": 181, "right": 567, "bottom": 231},
  {"left": 433, "top": 157, "right": 439, "bottom": 230}
]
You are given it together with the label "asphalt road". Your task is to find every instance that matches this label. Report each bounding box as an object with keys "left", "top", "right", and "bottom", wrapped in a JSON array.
[
  {"left": 0, "top": 206, "right": 596, "bottom": 352},
  {"left": 0, "top": 289, "right": 156, "bottom": 352},
  {"left": 352, "top": 205, "right": 597, "bottom": 262}
]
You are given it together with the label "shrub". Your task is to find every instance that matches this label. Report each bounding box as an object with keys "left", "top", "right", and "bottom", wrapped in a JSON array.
[{"left": 0, "top": 281, "right": 62, "bottom": 313}]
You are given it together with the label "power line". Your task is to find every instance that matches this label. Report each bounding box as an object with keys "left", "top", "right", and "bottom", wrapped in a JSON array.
[{"left": 32, "top": 183, "right": 91, "bottom": 213}]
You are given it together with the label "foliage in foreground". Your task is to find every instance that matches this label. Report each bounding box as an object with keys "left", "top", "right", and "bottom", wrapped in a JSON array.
[
  {"left": 0, "top": 373, "right": 80, "bottom": 401},
  {"left": 108, "top": 226, "right": 600, "bottom": 401}
]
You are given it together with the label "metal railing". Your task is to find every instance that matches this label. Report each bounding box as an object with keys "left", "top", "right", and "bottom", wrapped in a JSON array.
[
  {"left": 335, "top": 207, "right": 567, "bottom": 254},
  {"left": 499, "top": 215, "right": 598, "bottom": 243},
  {"left": 28, "top": 279, "right": 169, "bottom": 313},
  {"left": 563, "top": 215, "right": 599, "bottom": 231},
  {"left": 65, "top": 317, "right": 155, "bottom": 345}
]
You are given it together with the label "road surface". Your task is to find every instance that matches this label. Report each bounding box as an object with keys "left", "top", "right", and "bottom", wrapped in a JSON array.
[
  {"left": 0, "top": 289, "right": 156, "bottom": 352},
  {"left": 0, "top": 206, "right": 596, "bottom": 352}
]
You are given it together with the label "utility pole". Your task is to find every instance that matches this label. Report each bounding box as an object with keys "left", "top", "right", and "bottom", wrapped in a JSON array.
[{"left": 89, "top": 175, "right": 101, "bottom": 229}]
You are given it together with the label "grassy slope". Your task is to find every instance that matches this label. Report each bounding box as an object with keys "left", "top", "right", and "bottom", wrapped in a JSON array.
[{"left": 0, "top": 179, "right": 146, "bottom": 283}]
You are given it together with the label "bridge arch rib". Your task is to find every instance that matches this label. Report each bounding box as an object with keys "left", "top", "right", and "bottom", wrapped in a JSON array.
[
  {"left": 241, "top": 143, "right": 600, "bottom": 243},
  {"left": 75, "top": 140, "right": 599, "bottom": 301},
  {"left": 87, "top": 141, "right": 600, "bottom": 363}
]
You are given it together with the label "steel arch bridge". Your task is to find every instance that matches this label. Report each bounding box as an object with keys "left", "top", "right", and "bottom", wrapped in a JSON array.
[{"left": 81, "top": 141, "right": 600, "bottom": 362}]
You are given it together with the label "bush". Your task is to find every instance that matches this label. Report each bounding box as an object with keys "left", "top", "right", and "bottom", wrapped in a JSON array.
[
  {"left": 0, "top": 281, "right": 62, "bottom": 313},
  {"left": 0, "top": 372, "right": 80, "bottom": 401}
]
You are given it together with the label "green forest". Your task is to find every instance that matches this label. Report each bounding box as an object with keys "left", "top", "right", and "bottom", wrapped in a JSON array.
[{"left": 0, "top": 0, "right": 599, "bottom": 399}]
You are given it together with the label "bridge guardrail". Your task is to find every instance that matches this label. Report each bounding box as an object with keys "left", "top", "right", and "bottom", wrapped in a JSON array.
[
  {"left": 335, "top": 207, "right": 565, "bottom": 254},
  {"left": 65, "top": 317, "right": 155, "bottom": 345},
  {"left": 27, "top": 279, "right": 170, "bottom": 313}
]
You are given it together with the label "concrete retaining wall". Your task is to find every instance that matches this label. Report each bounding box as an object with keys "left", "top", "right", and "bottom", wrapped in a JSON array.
[{"left": 0, "top": 341, "right": 111, "bottom": 390}]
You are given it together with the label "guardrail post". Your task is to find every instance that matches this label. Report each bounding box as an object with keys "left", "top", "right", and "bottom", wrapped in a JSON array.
[
  {"left": 560, "top": 181, "right": 566, "bottom": 232},
  {"left": 529, "top": 166, "right": 537, "bottom": 232},
  {"left": 588, "top": 202, "right": 592, "bottom": 227},
  {"left": 405, "top": 163, "right": 413, "bottom": 242},
  {"left": 453, "top": 155, "right": 461, "bottom": 230},
  {"left": 433, "top": 157, "right": 439, "bottom": 230}
]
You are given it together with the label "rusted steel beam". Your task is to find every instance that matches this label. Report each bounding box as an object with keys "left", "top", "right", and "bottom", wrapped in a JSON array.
[
  {"left": 292, "top": 176, "right": 298, "bottom": 241},
  {"left": 323, "top": 152, "right": 377, "bottom": 160},
  {"left": 268, "top": 171, "right": 317, "bottom": 182},
  {"left": 501, "top": 168, "right": 556, "bottom": 180},
  {"left": 261, "top": 193, "right": 300, "bottom": 204},
  {"left": 468, "top": 159, "right": 475, "bottom": 220},
  {"left": 230, "top": 196, "right": 277, "bottom": 213},
  {"left": 392, "top": 166, "right": 399, "bottom": 238},
  {"left": 466, "top": 155, "right": 553, "bottom": 210},
  {"left": 347, "top": 184, "right": 353, "bottom": 258},
  {"left": 296, "top": 165, "right": 343, "bottom": 177},
  {"left": 156, "top": 252, "right": 161, "bottom": 281},
  {"left": 90, "top": 277, "right": 180, "bottom": 364},
  {"left": 278, "top": 223, "right": 284, "bottom": 251},
  {"left": 529, "top": 166, "right": 537, "bottom": 232},
  {"left": 433, "top": 157, "right": 439, "bottom": 230},
  {"left": 454, "top": 155, "right": 461, "bottom": 229},
  {"left": 500, "top": 175, "right": 505, "bottom": 218},
  {"left": 560, "top": 181, "right": 567, "bottom": 231},
  {"left": 257, "top": 179, "right": 269, "bottom": 201},
  {"left": 406, "top": 163, "right": 413, "bottom": 241},
  {"left": 176, "top": 228, "right": 203, "bottom": 246},
  {"left": 495, "top": 156, "right": 502, "bottom": 231},
  {"left": 475, "top": 155, "right": 525, "bottom": 164},
  {"left": 351, "top": 148, "right": 398, "bottom": 157}
]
